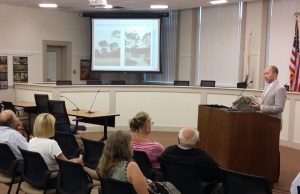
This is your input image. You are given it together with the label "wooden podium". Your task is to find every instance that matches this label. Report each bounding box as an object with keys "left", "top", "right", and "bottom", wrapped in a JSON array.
[{"left": 197, "top": 105, "right": 281, "bottom": 182}]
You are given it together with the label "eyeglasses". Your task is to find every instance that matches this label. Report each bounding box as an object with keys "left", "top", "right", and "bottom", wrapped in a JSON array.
[{"left": 148, "top": 120, "right": 154, "bottom": 125}]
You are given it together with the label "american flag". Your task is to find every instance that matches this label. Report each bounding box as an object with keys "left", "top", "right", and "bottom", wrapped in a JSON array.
[{"left": 290, "top": 18, "right": 300, "bottom": 92}]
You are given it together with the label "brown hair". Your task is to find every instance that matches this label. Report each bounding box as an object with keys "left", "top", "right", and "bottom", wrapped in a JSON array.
[
  {"left": 97, "top": 131, "right": 132, "bottom": 178},
  {"left": 128, "top": 111, "right": 150, "bottom": 132}
]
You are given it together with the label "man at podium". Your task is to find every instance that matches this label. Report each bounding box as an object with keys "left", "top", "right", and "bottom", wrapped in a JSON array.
[{"left": 250, "top": 65, "right": 287, "bottom": 120}]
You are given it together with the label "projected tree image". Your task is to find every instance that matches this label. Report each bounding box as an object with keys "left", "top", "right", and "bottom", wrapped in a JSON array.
[
  {"left": 91, "top": 19, "right": 160, "bottom": 72},
  {"left": 95, "top": 30, "right": 121, "bottom": 66},
  {"left": 125, "top": 31, "right": 151, "bottom": 66}
]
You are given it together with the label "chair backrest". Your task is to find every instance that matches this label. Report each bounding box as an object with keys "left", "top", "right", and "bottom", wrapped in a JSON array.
[
  {"left": 237, "top": 82, "right": 247, "bottom": 88},
  {"left": 2, "top": 101, "right": 17, "bottom": 113},
  {"left": 200, "top": 80, "right": 216, "bottom": 87},
  {"left": 0, "top": 143, "right": 19, "bottom": 176},
  {"left": 220, "top": 168, "right": 272, "bottom": 194},
  {"left": 100, "top": 177, "right": 137, "bottom": 194},
  {"left": 86, "top": 80, "right": 102, "bottom": 85},
  {"left": 54, "top": 131, "right": 80, "bottom": 159},
  {"left": 56, "top": 80, "right": 72, "bottom": 85},
  {"left": 34, "top": 94, "right": 49, "bottom": 114},
  {"left": 56, "top": 158, "right": 92, "bottom": 194},
  {"left": 81, "top": 138, "right": 105, "bottom": 169},
  {"left": 159, "top": 157, "right": 204, "bottom": 194},
  {"left": 133, "top": 150, "right": 153, "bottom": 179},
  {"left": 174, "top": 80, "right": 190, "bottom": 86},
  {"left": 111, "top": 80, "right": 126, "bottom": 85},
  {"left": 48, "top": 100, "right": 71, "bottom": 133},
  {"left": 19, "top": 148, "right": 54, "bottom": 189}
]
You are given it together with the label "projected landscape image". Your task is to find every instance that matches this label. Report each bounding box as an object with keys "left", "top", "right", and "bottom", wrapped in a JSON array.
[
  {"left": 125, "top": 30, "right": 151, "bottom": 66},
  {"left": 92, "top": 18, "right": 160, "bottom": 72},
  {"left": 95, "top": 30, "right": 121, "bottom": 66}
]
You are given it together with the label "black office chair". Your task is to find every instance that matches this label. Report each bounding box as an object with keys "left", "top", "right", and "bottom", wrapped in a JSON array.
[
  {"left": 200, "top": 80, "right": 216, "bottom": 87},
  {"left": 0, "top": 143, "right": 23, "bottom": 194},
  {"left": 54, "top": 131, "right": 81, "bottom": 159},
  {"left": 133, "top": 150, "right": 155, "bottom": 179},
  {"left": 111, "top": 80, "right": 126, "bottom": 85},
  {"left": 237, "top": 82, "right": 247, "bottom": 88},
  {"left": 2, "top": 101, "right": 19, "bottom": 115},
  {"left": 174, "top": 80, "right": 190, "bottom": 86},
  {"left": 17, "top": 148, "right": 57, "bottom": 194},
  {"left": 34, "top": 94, "right": 49, "bottom": 114},
  {"left": 219, "top": 167, "right": 272, "bottom": 194},
  {"left": 99, "top": 177, "right": 137, "bottom": 194},
  {"left": 81, "top": 138, "right": 105, "bottom": 169},
  {"left": 48, "top": 100, "right": 86, "bottom": 134},
  {"left": 56, "top": 80, "right": 72, "bottom": 85},
  {"left": 86, "top": 80, "right": 102, "bottom": 85},
  {"left": 159, "top": 157, "right": 217, "bottom": 194},
  {"left": 56, "top": 158, "right": 95, "bottom": 194}
]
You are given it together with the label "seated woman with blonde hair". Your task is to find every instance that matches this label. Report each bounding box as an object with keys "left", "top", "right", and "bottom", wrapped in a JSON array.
[
  {"left": 97, "top": 130, "right": 149, "bottom": 194},
  {"left": 28, "top": 113, "right": 83, "bottom": 172},
  {"left": 129, "top": 111, "right": 164, "bottom": 168}
]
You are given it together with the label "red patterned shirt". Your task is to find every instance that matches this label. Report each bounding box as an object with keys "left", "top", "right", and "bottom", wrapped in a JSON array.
[{"left": 132, "top": 141, "right": 164, "bottom": 168}]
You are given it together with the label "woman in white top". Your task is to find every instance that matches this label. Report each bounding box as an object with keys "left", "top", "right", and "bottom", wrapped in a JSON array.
[{"left": 28, "top": 113, "right": 83, "bottom": 171}]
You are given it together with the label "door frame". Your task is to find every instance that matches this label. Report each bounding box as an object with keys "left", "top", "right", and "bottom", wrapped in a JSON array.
[{"left": 42, "top": 40, "right": 72, "bottom": 82}]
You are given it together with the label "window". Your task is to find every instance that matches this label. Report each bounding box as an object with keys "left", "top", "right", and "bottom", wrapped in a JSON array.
[{"left": 196, "top": 3, "right": 243, "bottom": 87}]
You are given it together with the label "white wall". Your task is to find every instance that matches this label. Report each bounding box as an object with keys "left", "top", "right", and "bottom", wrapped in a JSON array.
[{"left": 0, "top": 4, "right": 90, "bottom": 87}]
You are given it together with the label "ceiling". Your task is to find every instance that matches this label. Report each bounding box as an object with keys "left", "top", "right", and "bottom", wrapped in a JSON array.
[{"left": 0, "top": 0, "right": 257, "bottom": 12}]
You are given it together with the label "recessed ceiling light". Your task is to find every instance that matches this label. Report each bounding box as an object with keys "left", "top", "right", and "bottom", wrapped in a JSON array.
[
  {"left": 150, "top": 5, "right": 168, "bottom": 9},
  {"left": 209, "top": 0, "right": 228, "bottom": 5},
  {"left": 39, "top": 3, "right": 58, "bottom": 8}
]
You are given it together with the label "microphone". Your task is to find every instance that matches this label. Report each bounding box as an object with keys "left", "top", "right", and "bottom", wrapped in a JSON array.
[
  {"left": 88, "top": 90, "right": 100, "bottom": 114},
  {"left": 61, "top": 95, "right": 80, "bottom": 111}
]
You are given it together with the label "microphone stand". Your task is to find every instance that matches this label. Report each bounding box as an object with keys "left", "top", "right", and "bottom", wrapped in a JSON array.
[
  {"left": 61, "top": 95, "right": 80, "bottom": 111},
  {"left": 88, "top": 90, "right": 100, "bottom": 114}
]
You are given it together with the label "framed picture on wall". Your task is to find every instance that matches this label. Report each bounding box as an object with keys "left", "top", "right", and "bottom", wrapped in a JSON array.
[
  {"left": 80, "top": 59, "right": 101, "bottom": 80},
  {"left": 13, "top": 56, "right": 28, "bottom": 83},
  {"left": 0, "top": 56, "right": 8, "bottom": 89}
]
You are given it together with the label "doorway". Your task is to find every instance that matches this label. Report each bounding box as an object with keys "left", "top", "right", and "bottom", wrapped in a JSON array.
[{"left": 43, "top": 40, "right": 72, "bottom": 82}]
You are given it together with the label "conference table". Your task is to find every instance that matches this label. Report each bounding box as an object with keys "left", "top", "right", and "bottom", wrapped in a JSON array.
[
  {"left": 67, "top": 109, "right": 120, "bottom": 140},
  {"left": 12, "top": 101, "right": 120, "bottom": 140}
]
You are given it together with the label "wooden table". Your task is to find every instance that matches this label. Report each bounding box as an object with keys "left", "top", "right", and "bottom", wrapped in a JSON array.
[{"left": 67, "top": 109, "right": 120, "bottom": 140}]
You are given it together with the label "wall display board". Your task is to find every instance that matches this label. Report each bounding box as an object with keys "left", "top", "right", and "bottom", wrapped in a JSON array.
[
  {"left": 13, "top": 56, "right": 28, "bottom": 83},
  {"left": 0, "top": 56, "right": 8, "bottom": 89}
]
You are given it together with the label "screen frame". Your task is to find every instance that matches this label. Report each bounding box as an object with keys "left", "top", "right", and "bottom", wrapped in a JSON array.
[{"left": 83, "top": 12, "right": 168, "bottom": 73}]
